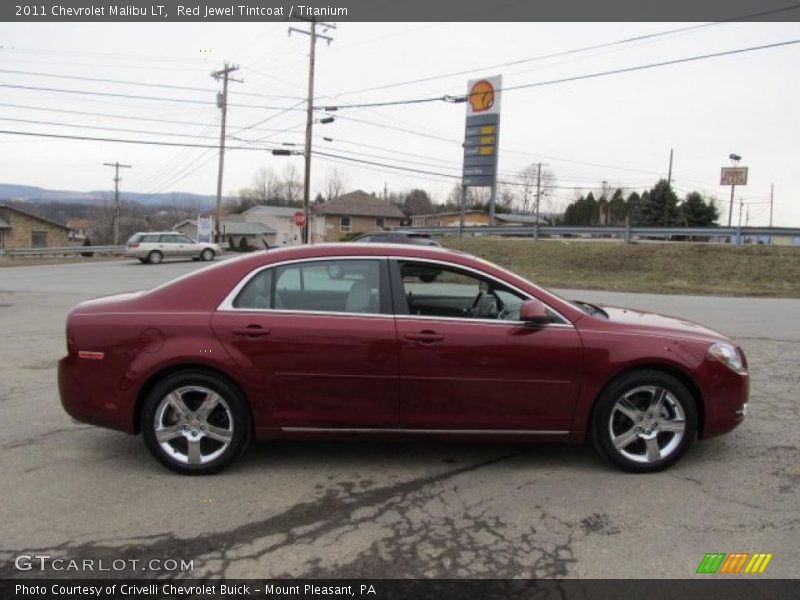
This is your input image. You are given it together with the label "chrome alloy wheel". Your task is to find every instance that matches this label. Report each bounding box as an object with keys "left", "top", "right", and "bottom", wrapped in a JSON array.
[
  {"left": 608, "top": 385, "right": 686, "bottom": 464},
  {"left": 153, "top": 386, "right": 233, "bottom": 465}
]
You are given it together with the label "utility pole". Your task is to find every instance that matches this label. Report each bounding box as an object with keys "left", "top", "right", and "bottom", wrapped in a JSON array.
[
  {"left": 769, "top": 183, "right": 774, "bottom": 227},
  {"left": 738, "top": 198, "right": 744, "bottom": 228},
  {"left": 103, "top": 162, "right": 131, "bottom": 245},
  {"left": 211, "top": 63, "right": 242, "bottom": 243},
  {"left": 534, "top": 162, "right": 542, "bottom": 240},
  {"left": 769, "top": 183, "right": 774, "bottom": 245},
  {"left": 290, "top": 19, "right": 334, "bottom": 243},
  {"left": 667, "top": 148, "right": 674, "bottom": 187}
]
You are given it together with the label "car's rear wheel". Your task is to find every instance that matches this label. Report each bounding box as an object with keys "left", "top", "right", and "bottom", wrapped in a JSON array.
[
  {"left": 147, "top": 250, "right": 163, "bottom": 265},
  {"left": 201, "top": 248, "right": 215, "bottom": 261},
  {"left": 592, "top": 370, "right": 697, "bottom": 473},
  {"left": 141, "top": 371, "right": 250, "bottom": 475}
]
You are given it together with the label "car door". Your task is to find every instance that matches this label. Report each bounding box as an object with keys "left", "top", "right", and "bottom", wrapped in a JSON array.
[
  {"left": 212, "top": 257, "right": 399, "bottom": 429},
  {"left": 174, "top": 234, "right": 196, "bottom": 256},
  {"left": 391, "top": 259, "right": 583, "bottom": 432}
]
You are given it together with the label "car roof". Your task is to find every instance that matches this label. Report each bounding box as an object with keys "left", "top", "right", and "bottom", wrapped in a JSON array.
[{"left": 270, "top": 242, "right": 465, "bottom": 259}]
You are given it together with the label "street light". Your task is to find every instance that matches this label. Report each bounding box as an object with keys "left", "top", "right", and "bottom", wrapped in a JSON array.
[
  {"left": 727, "top": 153, "right": 741, "bottom": 226},
  {"left": 270, "top": 117, "right": 335, "bottom": 244}
]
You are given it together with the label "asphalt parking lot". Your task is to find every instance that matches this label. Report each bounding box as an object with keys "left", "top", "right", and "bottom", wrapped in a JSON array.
[{"left": 1, "top": 257, "right": 798, "bottom": 579}]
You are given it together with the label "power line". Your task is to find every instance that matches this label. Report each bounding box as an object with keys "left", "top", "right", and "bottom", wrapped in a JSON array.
[
  {"left": 0, "top": 82, "right": 307, "bottom": 110},
  {"left": 326, "top": 3, "right": 800, "bottom": 98},
  {"left": 0, "top": 116, "right": 222, "bottom": 140},
  {"left": 0, "top": 128, "right": 279, "bottom": 151},
  {"left": 0, "top": 102, "right": 305, "bottom": 135},
  {"left": 0, "top": 68, "right": 305, "bottom": 100},
  {"left": 322, "top": 39, "right": 800, "bottom": 110}
]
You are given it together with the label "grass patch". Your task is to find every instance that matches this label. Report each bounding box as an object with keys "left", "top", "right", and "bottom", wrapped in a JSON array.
[{"left": 441, "top": 238, "right": 800, "bottom": 297}]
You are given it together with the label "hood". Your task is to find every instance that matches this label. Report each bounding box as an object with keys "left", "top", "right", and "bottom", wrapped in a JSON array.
[{"left": 599, "top": 305, "right": 730, "bottom": 342}]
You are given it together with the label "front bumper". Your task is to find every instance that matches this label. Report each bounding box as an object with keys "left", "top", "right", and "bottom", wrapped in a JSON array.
[{"left": 700, "top": 361, "right": 749, "bottom": 439}]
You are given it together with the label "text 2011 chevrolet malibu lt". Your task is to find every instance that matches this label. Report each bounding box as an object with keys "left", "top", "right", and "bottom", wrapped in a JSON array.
[{"left": 59, "top": 244, "right": 748, "bottom": 474}]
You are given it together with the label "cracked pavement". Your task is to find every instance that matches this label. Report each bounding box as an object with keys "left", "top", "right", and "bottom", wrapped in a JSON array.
[{"left": 1, "top": 259, "right": 798, "bottom": 579}]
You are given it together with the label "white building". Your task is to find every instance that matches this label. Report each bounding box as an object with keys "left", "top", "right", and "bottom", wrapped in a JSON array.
[{"left": 241, "top": 205, "right": 318, "bottom": 246}]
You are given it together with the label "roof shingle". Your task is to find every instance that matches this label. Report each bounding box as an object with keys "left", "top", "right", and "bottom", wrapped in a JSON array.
[{"left": 319, "top": 190, "right": 405, "bottom": 219}]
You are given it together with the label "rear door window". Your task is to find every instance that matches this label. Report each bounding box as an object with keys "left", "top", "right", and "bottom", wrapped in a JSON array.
[{"left": 234, "top": 259, "right": 387, "bottom": 315}]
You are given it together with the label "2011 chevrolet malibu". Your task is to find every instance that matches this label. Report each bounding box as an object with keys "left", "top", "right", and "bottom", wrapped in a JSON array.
[{"left": 58, "top": 244, "right": 748, "bottom": 475}]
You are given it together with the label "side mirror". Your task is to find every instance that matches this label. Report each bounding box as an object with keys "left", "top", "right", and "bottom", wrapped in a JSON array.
[{"left": 520, "top": 299, "right": 549, "bottom": 323}]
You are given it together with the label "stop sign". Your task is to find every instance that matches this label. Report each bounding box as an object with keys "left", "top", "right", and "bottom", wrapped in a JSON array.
[{"left": 293, "top": 210, "right": 306, "bottom": 227}]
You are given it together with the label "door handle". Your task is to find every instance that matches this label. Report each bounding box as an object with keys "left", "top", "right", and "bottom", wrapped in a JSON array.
[
  {"left": 232, "top": 326, "right": 270, "bottom": 338},
  {"left": 405, "top": 330, "right": 444, "bottom": 343}
]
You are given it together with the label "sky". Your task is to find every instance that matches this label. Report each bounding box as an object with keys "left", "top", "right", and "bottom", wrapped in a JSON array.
[{"left": 0, "top": 21, "right": 798, "bottom": 225}]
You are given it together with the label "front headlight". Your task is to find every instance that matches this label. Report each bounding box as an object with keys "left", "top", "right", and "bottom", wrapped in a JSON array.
[{"left": 708, "top": 342, "right": 745, "bottom": 374}]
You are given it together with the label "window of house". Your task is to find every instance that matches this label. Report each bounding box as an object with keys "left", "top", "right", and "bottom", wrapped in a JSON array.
[
  {"left": 340, "top": 216, "right": 351, "bottom": 231},
  {"left": 31, "top": 231, "right": 48, "bottom": 248},
  {"left": 376, "top": 217, "right": 385, "bottom": 229}
]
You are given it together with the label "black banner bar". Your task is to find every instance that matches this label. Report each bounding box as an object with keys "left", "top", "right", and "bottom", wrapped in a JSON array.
[
  {"left": 3, "top": 0, "right": 800, "bottom": 22},
  {"left": 3, "top": 578, "right": 800, "bottom": 600}
]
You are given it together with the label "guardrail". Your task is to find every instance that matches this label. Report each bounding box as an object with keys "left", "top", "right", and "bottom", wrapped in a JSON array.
[
  {"left": 1, "top": 245, "right": 125, "bottom": 258},
  {"left": 399, "top": 225, "right": 800, "bottom": 245}
]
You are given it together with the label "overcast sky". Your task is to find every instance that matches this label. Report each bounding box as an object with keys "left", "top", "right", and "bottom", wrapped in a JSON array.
[{"left": 0, "top": 21, "right": 798, "bottom": 225}]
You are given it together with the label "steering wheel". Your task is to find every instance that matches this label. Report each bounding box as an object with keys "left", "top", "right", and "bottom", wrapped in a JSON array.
[{"left": 470, "top": 288, "right": 505, "bottom": 319}]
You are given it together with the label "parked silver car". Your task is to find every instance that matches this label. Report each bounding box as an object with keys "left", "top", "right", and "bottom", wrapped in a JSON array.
[{"left": 124, "top": 232, "right": 223, "bottom": 264}]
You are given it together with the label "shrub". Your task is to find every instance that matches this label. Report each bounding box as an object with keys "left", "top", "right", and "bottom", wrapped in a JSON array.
[
  {"left": 339, "top": 231, "right": 365, "bottom": 242},
  {"left": 80, "top": 237, "right": 94, "bottom": 258}
]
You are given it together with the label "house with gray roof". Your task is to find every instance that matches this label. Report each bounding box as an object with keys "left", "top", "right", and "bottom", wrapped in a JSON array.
[
  {"left": 174, "top": 218, "right": 276, "bottom": 248},
  {"left": 241, "top": 204, "right": 305, "bottom": 246},
  {"left": 316, "top": 190, "right": 405, "bottom": 242},
  {"left": 0, "top": 204, "right": 72, "bottom": 251}
]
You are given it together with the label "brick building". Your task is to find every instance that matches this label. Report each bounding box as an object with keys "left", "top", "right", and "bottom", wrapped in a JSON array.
[
  {"left": 315, "top": 190, "right": 405, "bottom": 242},
  {"left": 0, "top": 204, "right": 71, "bottom": 251}
]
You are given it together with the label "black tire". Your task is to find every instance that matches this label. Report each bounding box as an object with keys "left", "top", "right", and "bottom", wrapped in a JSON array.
[
  {"left": 147, "top": 250, "right": 163, "bottom": 265},
  {"left": 141, "top": 370, "right": 251, "bottom": 475},
  {"left": 591, "top": 369, "right": 697, "bottom": 473},
  {"left": 201, "top": 248, "right": 215, "bottom": 261}
]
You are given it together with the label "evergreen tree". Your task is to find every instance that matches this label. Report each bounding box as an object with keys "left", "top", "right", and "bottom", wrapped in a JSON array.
[
  {"left": 626, "top": 192, "right": 641, "bottom": 225},
  {"left": 681, "top": 192, "right": 719, "bottom": 227},
  {"left": 608, "top": 189, "right": 628, "bottom": 224},
  {"left": 637, "top": 180, "right": 680, "bottom": 226}
]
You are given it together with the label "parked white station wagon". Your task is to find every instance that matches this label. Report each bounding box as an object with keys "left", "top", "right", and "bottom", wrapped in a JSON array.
[{"left": 124, "top": 232, "right": 223, "bottom": 264}]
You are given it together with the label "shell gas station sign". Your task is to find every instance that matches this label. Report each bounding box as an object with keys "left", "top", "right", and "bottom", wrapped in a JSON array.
[{"left": 463, "top": 75, "right": 501, "bottom": 187}]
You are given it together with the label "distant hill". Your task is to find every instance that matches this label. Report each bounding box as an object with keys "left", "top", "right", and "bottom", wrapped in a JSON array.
[{"left": 0, "top": 183, "right": 219, "bottom": 208}]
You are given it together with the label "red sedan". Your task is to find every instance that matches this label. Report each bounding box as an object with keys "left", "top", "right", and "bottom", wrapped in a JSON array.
[{"left": 59, "top": 244, "right": 748, "bottom": 474}]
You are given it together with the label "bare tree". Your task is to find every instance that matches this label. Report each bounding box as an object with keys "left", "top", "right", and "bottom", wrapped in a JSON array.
[
  {"left": 251, "top": 167, "right": 282, "bottom": 204},
  {"left": 324, "top": 167, "right": 349, "bottom": 202},
  {"left": 498, "top": 186, "right": 516, "bottom": 211},
  {"left": 281, "top": 163, "right": 303, "bottom": 207},
  {"left": 518, "top": 163, "right": 556, "bottom": 214}
]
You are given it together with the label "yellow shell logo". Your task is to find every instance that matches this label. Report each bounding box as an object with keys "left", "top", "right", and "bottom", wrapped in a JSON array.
[{"left": 469, "top": 80, "right": 495, "bottom": 112}]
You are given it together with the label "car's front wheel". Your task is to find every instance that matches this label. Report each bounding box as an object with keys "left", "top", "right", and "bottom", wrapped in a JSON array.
[
  {"left": 201, "top": 248, "right": 215, "bottom": 261},
  {"left": 592, "top": 370, "right": 697, "bottom": 473},
  {"left": 141, "top": 371, "right": 250, "bottom": 474}
]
